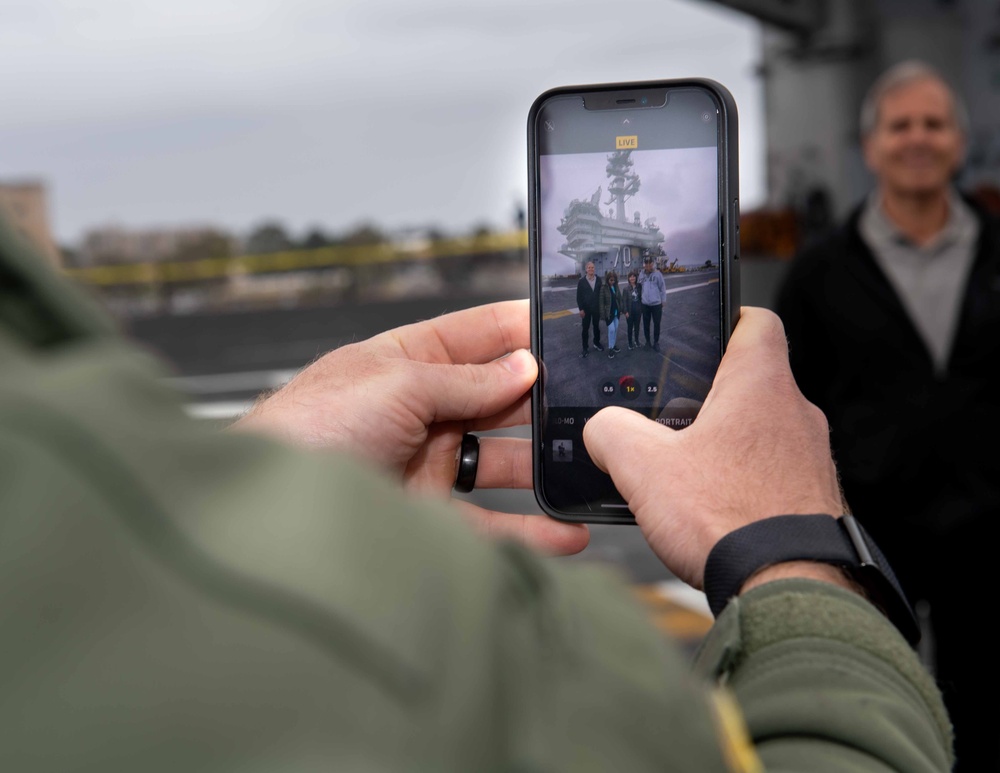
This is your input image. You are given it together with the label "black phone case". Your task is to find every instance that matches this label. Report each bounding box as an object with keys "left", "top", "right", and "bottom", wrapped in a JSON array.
[{"left": 527, "top": 78, "right": 741, "bottom": 524}]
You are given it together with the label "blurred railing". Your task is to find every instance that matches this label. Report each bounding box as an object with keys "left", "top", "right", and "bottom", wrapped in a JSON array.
[
  {"left": 64, "top": 230, "right": 528, "bottom": 286},
  {"left": 64, "top": 230, "right": 530, "bottom": 318}
]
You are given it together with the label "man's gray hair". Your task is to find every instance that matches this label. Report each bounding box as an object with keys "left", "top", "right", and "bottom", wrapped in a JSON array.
[{"left": 859, "top": 59, "right": 969, "bottom": 137}]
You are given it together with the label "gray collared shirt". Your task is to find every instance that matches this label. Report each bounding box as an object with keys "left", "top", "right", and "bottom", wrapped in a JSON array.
[{"left": 859, "top": 189, "right": 979, "bottom": 373}]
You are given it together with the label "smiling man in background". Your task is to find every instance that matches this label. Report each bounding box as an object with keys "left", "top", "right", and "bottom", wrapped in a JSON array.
[{"left": 776, "top": 59, "right": 1000, "bottom": 771}]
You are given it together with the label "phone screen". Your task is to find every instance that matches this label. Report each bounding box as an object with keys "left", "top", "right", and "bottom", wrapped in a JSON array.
[{"left": 529, "top": 81, "right": 738, "bottom": 522}]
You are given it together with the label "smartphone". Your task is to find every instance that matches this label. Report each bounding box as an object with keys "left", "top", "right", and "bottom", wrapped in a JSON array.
[{"left": 528, "top": 78, "right": 740, "bottom": 524}]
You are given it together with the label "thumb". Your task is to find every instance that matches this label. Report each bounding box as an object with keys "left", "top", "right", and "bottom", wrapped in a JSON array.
[{"left": 584, "top": 407, "right": 678, "bottom": 506}]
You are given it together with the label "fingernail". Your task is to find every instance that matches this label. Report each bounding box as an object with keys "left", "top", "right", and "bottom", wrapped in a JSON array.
[{"left": 500, "top": 349, "right": 535, "bottom": 375}]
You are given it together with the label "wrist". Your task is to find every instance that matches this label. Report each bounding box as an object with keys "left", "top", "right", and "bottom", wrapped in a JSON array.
[
  {"left": 740, "top": 560, "right": 857, "bottom": 595},
  {"left": 703, "top": 514, "right": 920, "bottom": 646}
]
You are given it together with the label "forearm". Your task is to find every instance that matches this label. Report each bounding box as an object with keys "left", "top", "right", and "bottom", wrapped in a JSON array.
[{"left": 696, "top": 579, "right": 953, "bottom": 772}]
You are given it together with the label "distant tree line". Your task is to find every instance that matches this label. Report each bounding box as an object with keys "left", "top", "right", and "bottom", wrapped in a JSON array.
[{"left": 243, "top": 221, "right": 388, "bottom": 255}]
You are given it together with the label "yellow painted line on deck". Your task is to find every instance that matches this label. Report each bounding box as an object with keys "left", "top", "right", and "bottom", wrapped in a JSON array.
[{"left": 543, "top": 309, "right": 578, "bottom": 320}]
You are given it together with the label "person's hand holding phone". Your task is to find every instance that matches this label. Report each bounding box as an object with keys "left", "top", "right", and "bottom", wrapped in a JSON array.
[
  {"left": 583, "top": 307, "right": 847, "bottom": 590},
  {"left": 232, "top": 299, "right": 589, "bottom": 556}
]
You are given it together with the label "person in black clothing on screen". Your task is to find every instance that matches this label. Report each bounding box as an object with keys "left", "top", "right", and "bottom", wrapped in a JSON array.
[{"left": 576, "top": 260, "right": 603, "bottom": 357}]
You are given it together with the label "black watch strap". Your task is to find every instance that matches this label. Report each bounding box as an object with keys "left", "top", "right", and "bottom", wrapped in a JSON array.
[{"left": 703, "top": 514, "right": 920, "bottom": 646}]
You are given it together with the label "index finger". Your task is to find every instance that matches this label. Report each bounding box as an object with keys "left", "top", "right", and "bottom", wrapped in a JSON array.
[{"left": 371, "top": 299, "right": 530, "bottom": 365}]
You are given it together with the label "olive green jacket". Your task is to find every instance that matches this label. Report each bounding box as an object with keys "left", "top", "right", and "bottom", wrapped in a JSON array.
[
  {"left": 0, "top": 218, "right": 952, "bottom": 772},
  {"left": 599, "top": 280, "right": 630, "bottom": 324}
]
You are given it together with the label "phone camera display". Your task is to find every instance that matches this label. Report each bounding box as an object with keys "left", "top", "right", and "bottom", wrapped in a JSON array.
[
  {"left": 537, "top": 142, "right": 721, "bottom": 422},
  {"left": 530, "top": 81, "right": 737, "bottom": 521}
]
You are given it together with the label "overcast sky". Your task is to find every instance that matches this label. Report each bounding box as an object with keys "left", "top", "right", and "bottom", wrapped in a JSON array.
[{"left": 0, "top": 0, "right": 764, "bottom": 246}]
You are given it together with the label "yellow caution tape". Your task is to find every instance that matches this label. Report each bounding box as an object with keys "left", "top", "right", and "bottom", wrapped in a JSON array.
[{"left": 63, "top": 230, "right": 529, "bottom": 287}]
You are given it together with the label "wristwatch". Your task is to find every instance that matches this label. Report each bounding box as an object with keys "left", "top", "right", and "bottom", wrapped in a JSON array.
[{"left": 703, "top": 514, "right": 921, "bottom": 646}]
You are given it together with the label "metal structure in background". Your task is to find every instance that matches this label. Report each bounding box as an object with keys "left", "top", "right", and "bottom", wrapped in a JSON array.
[
  {"left": 713, "top": 0, "right": 827, "bottom": 34},
  {"left": 713, "top": 0, "right": 1000, "bottom": 251}
]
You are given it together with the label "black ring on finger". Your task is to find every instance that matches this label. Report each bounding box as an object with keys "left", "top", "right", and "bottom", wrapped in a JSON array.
[{"left": 454, "top": 432, "right": 480, "bottom": 493}]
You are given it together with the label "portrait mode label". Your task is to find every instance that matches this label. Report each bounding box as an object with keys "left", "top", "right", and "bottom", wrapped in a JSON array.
[{"left": 616, "top": 135, "right": 638, "bottom": 149}]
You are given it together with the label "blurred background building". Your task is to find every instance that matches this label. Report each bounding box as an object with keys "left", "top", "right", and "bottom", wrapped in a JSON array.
[
  {"left": 0, "top": 180, "right": 61, "bottom": 267},
  {"left": 77, "top": 224, "right": 233, "bottom": 267}
]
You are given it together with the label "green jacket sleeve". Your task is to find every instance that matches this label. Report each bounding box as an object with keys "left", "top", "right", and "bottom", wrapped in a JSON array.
[{"left": 696, "top": 580, "right": 954, "bottom": 772}]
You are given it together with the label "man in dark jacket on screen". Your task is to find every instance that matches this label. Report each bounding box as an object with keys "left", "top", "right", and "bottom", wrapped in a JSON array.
[{"left": 576, "top": 259, "right": 603, "bottom": 356}]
